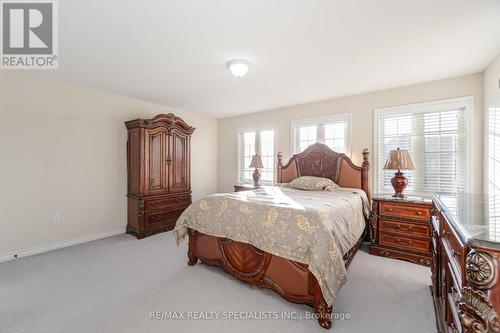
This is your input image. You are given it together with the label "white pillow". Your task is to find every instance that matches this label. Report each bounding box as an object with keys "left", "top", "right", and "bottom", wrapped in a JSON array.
[
  {"left": 287, "top": 176, "right": 336, "bottom": 191},
  {"left": 325, "top": 183, "right": 340, "bottom": 192}
]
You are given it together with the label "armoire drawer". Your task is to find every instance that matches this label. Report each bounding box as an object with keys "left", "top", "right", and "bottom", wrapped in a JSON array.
[
  {"left": 380, "top": 219, "right": 430, "bottom": 238},
  {"left": 145, "top": 195, "right": 191, "bottom": 210},
  {"left": 144, "top": 206, "right": 188, "bottom": 228}
]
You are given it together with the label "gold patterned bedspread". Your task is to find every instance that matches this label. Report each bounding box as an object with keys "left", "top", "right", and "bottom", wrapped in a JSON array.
[{"left": 173, "top": 186, "right": 369, "bottom": 306}]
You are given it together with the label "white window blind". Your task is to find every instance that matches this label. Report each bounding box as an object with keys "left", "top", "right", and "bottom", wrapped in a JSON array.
[
  {"left": 237, "top": 126, "right": 275, "bottom": 184},
  {"left": 376, "top": 98, "right": 470, "bottom": 195},
  {"left": 488, "top": 107, "right": 500, "bottom": 241},
  {"left": 292, "top": 114, "right": 350, "bottom": 154}
]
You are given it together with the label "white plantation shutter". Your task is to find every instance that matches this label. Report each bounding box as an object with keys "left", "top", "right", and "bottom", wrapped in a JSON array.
[
  {"left": 237, "top": 125, "right": 275, "bottom": 184},
  {"left": 239, "top": 131, "right": 256, "bottom": 183},
  {"left": 259, "top": 129, "right": 275, "bottom": 182},
  {"left": 292, "top": 114, "right": 350, "bottom": 154},
  {"left": 376, "top": 98, "right": 470, "bottom": 195},
  {"left": 488, "top": 107, "right": 500, "bottom": 241}
]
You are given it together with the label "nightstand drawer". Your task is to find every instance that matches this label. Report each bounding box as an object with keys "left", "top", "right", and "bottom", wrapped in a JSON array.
[
  {"left": 380, "top": 234, "right": 430, "bottom": 253},
  {"left": 380, "top": 202, "right": 431, "bottom": 221},
  {"left": 380, "top": 219, "right": 430, "bottom": 237}
]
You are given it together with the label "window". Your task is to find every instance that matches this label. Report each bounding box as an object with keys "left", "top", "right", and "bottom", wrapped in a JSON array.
[
  {"left": 292, "top": 114, "right": 350, "bottom": 153},
  {"left": 237, "top": 125, "right": 275, "bottom": 184},
  {"left": 487, "top": 107, "right": 500, "bottom": 240},
  {"left": 375, "top": 97, "right": 471, "bottom": 195}
]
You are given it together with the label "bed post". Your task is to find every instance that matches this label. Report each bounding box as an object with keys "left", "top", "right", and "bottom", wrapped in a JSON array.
[
  {"left": 187, "top": 229, "right": 198, "bottom": 266},
  {"left": 361, "top": 148, "right": 370, "bottom": 201},
  {"left": 312, "top": 276, "right": 332, "bottom": 329},
  {"left": 277, "top": 152, "right": 283, "bottom": 183}
]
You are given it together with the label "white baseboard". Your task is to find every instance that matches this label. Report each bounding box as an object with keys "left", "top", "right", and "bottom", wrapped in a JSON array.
[{"left": 0, "top": 229, "right": 125, "bottom": 263}]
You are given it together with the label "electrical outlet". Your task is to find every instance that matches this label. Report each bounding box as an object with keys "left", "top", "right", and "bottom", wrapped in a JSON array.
[{"left": 53, "top": 213, "right": 61, "bottom": 223}]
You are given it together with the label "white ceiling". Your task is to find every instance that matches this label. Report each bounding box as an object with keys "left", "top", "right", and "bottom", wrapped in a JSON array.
[{"left": 42, "top": 0, "right": 500, "bottom": 118}]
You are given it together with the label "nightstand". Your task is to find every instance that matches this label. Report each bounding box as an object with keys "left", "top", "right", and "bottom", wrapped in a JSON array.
[
  {"left": 233, "top": 184, "right": 257, "bottom": 192},
  {"left": 369, "top": 194, "right": 433, "bottom": 267}
]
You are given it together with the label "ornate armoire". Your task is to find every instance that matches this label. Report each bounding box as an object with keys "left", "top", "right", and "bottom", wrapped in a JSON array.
[{"left": 125, "top": 113, "right": 195, "bottom": 239}]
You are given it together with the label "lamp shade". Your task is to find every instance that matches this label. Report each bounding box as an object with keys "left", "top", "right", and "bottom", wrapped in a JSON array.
[
  {"left": 383, "top": 148, "right": 415, "bottom": 170},
  {"left": 249, "top": 154, "right": 264, "bottom": 169}
]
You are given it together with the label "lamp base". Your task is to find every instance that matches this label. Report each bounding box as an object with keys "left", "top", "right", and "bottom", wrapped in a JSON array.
[
  {"left": 252, "top": 168, "right": 261, "bottom": 187},
  {"left": 391, "top": 171, "right": 408, "bottom": 198}
]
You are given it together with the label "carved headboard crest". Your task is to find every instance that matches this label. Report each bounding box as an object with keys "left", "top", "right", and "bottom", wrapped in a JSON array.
[{"left": 277, "top": 143, "right": 370, "bottom": 199}]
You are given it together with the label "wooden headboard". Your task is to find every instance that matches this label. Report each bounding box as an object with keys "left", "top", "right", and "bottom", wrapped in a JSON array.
[{"left": 277, "top": 143, "right": 370, "bottom": 199}]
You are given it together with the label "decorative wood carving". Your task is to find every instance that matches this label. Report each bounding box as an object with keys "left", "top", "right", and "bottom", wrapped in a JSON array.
[
  {"left": 277, "top": 143, "right": 370, "bottom": 201},
  {"left": 458, "top": 287, "right": 500, "bottom": 333},
  {"left": 314, "top": 290, "right": 333, "bottom": 329},
  {"left": 219, "top": 238, "right": 271, "bottom": 281},
  {"left": 187, "top": 229, "right": 366, "bottom": 329},
  {"left": 296, "top": 149, "right": 341, "bottom": 180},
  {"left": 432, "top": 197, "right": 500, "bottom": 333},
  {"left": 466, "top": 250, "right": 497, "bottom": 289},
  {"left": 126, "top": 113, "right": 195, "bottom": 134},
  {"left": 369, "top": 202, "right": 379, "bottom": 243}
]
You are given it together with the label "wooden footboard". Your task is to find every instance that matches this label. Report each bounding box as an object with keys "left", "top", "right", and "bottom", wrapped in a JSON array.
[{"left": 187, "top": 228, "right": 365, "bottom": 329}]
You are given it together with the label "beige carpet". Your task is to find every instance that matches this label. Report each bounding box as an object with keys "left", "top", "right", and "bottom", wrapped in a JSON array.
[{"left": 0, "top": 232, "right": 437, "bottom": 333}]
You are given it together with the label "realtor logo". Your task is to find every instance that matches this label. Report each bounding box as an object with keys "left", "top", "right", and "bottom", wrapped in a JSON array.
[{"left": 1, "top": 0, "right": 58, "bottom": 69}]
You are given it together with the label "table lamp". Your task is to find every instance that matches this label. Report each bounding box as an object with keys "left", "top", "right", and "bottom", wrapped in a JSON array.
[
  {"left": 249, "top": 154, "right": 264, "bottom": 187},
  {"left": 383, "top": 148, "right": 415, "bottom": 198}
]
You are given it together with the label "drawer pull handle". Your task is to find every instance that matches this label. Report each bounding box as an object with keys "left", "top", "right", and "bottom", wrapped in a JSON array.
[
  {"left": 453, "top": 250, "right": 461, "bottom": 257},
  {"left": 379, "top": 250, "right": 390, "bottom": 257},
  {"left": 151, "top": 216, "right": 162, "bottom": 221},
  {"left": 396, "top": 224, "right": 413, "bottom": 231},
  {"left": 416, "top": 211, "right": 422, "bottom": 216},
  {"left": 396, "top": 238, "right": 413, "bottom": 245},
  {"left": 387, "top": 208, "right": 393, "bottom": 211}
]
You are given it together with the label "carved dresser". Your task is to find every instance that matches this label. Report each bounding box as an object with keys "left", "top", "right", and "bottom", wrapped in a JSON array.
[
  {"left": 125, "top": 113, "right": 195, "bottom": 239},
  {"left": 369, "top": 195, "right": 433, "bottom": 267},
  {"left": 432, "top": 193, "right": 500, "bottom": 333}
]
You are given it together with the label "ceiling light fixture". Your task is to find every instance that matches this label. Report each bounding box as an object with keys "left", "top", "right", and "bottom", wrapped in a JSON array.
[{"left": 227, "top": 59, "right": 250, "bottom": 77}]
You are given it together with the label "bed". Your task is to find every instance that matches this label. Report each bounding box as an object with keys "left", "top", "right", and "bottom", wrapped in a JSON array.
[{"left": 173, "top": 143, "right": 370, "bottom": 329}]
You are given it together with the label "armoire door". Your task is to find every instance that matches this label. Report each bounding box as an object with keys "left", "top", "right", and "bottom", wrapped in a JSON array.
[
  {"left": 144, "top": 128, "right": 168, "bottom": 194},
  {"left": 168, "top": 129, "right": 190, "bottom": 192}
]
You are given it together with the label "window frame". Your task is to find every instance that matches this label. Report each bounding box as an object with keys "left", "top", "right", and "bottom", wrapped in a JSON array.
[
  {"left": 290, "top": 113, "right": 351, "bottom": 155},
  {"left": 373, "top": 96, "right": 472, "bottom": 196},
  {"left": 236, "top": 123, "right": 277, "bottom": 185},
  {"left": 485, "top": 106, "right": 500, "bottom": 194},
  {"left": 485, "top": 106, "right": 500, "bottom": 241}
]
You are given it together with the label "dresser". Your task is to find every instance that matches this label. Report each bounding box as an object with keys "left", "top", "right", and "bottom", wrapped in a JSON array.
[
  {"left": 125, "top": 113, "right": 195, "bottom": 239},
  {"left": 369, "top": 195, "right": 433, "bottom": 267},
  {"left": 432, "top": 193, "right": 500, "bottom": 333}
]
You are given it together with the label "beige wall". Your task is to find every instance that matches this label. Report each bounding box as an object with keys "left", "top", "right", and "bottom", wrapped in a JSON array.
[
  {"left": 484, "top": 54, "right": 500, "bottom": 192},
  {"left": 485, "top": 54, "right": 500, "bottom": 107},
  {"left": 218, "top": 73, "right": 484, "bottom": 193},
  {"left": 0, "top": 72, "right": 218, "bottom": 256}
]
